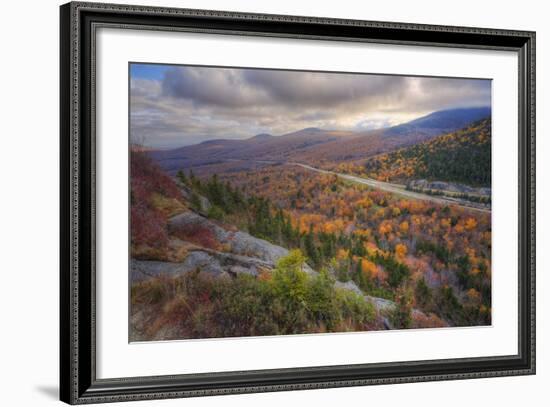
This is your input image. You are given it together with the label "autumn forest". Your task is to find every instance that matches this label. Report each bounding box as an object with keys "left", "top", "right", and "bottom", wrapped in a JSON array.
[{"left": 130, "top": 64, "right": 492, "bottom": 341}]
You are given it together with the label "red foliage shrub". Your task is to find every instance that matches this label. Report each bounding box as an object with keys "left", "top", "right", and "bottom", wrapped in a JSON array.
[
  {"left": 130, "top": 151, "right": 181, "bottom": 202},
  {"left": 130, "top": 151, "right": 181, "bottom": 248},
  {"left": 131, "top": 204, "right": 168, "bottom": 247},
  {"left": 171, "top": 223, "right": 220, "bottom": 250}
]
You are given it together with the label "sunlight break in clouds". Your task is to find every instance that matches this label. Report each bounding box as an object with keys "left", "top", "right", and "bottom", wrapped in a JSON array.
[{"left": 130, "top": 63, "right": 491, "bottom": 149}]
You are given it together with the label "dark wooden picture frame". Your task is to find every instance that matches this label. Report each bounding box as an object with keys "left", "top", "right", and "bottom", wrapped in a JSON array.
[{"left": 60, "top": 2, "right": 535, "bottom": 404}]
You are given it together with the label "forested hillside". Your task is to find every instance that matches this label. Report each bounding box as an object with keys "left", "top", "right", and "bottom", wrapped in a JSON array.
[
  {"left": 130, "top": 151, "right": 492, "bottom": 340},
  {"left": 217, "top": 165, "right": 492, "bottom": 328},
  {"left": 361, "top": 119, "right": 491, "bottom": 187},
  {"left": 130, "top": 152, "right": 381, "bottom": 340}
]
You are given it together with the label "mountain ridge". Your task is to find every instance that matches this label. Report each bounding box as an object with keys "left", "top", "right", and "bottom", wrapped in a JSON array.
[
  {"left": 148, "top": 107, "right": 491, "bottom": 174},
  {"left": 385, "top": 106, "right": 491, "bottom": 137}
]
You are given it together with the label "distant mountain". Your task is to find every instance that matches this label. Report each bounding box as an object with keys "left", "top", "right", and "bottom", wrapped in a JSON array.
[
  {"left": 384, "top": 107, "right": 491, "bottom": 137},
  {"left": 149, "top": 107, "right": 491, "bottom": 174},
  {"left": 292, "top": 107, "right": 492, "bottom": 164},
  {"left": 149, "top": 127, "right": 355, "bottom": 173},
  {"left": 250, "top": 133, "right": 274, "bottom": 141}
]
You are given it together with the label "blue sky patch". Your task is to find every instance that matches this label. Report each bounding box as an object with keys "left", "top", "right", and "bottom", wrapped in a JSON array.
[{"left": 130, "top": 63, "right": 169, "bottom": 81}]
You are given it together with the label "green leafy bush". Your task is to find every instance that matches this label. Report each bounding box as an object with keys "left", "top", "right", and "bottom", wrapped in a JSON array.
[{"left": 131, "top": 250, "right": 376, "bottom": 340}]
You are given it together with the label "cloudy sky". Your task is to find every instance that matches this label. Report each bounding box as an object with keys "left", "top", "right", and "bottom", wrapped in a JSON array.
[{"left": 130, "top": 63, "right": 491, "bottom": 149}]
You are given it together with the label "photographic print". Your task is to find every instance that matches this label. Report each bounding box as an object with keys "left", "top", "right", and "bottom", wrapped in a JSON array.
[
  {"left": 129, "top": 63, "right": 492, "bottom": 342},
  {"left": 60, "top": 5, "right": 535, "bottom": 402}
]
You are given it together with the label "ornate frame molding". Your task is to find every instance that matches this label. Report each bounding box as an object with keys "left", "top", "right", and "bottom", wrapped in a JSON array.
[{"left": 60, "top": 2, "right": 535, "bottom": 404}]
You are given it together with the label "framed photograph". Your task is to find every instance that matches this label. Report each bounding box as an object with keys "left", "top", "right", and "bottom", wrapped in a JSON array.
[{"left": 60, "top": 1, "right": 535, "bottom": 404}]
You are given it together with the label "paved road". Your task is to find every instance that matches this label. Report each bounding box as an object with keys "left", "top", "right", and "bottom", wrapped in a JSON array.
[
  {"left": 288, "top": 162, "right": 491, "bottom": 214},
  {"left": 223, "top": 158, "right": 490, "bottom": 213}
]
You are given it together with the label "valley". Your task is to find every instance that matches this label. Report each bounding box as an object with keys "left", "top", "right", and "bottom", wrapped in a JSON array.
[
  {"left": 221, "top": 159, "right": 491, "bottom": 212},
  {"left": 130, "top": 107, "right": 493, "bottom": 341}
]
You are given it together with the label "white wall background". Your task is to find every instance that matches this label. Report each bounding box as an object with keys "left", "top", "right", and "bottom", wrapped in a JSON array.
[{"left": 0, "top": 0, "right": 546, "bottom": 405}]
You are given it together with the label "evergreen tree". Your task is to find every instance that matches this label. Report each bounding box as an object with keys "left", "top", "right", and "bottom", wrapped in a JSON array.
[
  {"left": 189, "top": 169, "right": 200, "bottom": 189},
  {"left": 176, "top": 170, "right": 188, "bottom": 186},
  {"left": 282, "top": 215, "right": 294, "bottom": 244},
  {"left": 189, "top": 191, "right": 202, "bottom": 212},
  {"left": 304, "top": 225, "right": 319, "bottom": 268}
]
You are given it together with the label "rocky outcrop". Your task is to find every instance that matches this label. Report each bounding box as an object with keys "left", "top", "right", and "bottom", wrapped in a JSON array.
[
  {"left": 131, "top": 249, "right": 271, "bottom": 281},
  {"left": 168, "top": 211, "right": 296, "bottom": 265},
  {"left": 134, "top": 209, "right": 313, "bottom": 281},
  {"left": 134, "top": 209, "right": 443, "bottom": 329},
  {"left": 228, "top": 231, "right": 289, "bottom": 264},
  {"left": 168, "top": 211, "right": 230, "bottom": 241}
]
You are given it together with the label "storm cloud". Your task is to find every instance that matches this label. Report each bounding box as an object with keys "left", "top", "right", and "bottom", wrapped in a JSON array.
[{"left": 130, "top": 64, "right": 491, "bottom": 149}]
